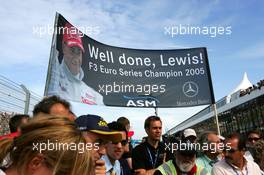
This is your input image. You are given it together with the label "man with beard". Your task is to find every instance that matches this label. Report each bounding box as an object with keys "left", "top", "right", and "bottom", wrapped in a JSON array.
[
  {"left": 196, "top": 131, "right": 222, "bottom": 174},
  {"left": 132, "top": 116, "right": 169, "bottom": 175},
  {"left": 183, "top": 128, "right": 197, "bottom": 143},
  {"left": 101, "top": 121, "right": 132, "bottom": 175},
  {"left": 48, "top": 22, "right": 104, "bottom": 105},
  {"left": 154, "top": 137, "right": 209, "bottom": 175},
  {"left": 212, "top": 133, "right": 262, "bottom": 175}
]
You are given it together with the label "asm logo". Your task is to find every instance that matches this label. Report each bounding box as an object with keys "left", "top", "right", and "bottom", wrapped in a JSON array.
[
  {"left": 127, "top": 100, "right": 157, "bottom": 107},
  {"left": 123, "top": 96, "right": 159, "bottom": 107}
]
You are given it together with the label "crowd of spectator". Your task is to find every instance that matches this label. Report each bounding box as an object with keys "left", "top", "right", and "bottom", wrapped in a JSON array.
[
  {"left": 240, "top": 79, "right": 264, "bottom": 97},
  {"left": 0, "top": 112, "right": 15, "bottom": 136},
  {"left": 0, "top": 95, "right": 264, "bottom": 175}
]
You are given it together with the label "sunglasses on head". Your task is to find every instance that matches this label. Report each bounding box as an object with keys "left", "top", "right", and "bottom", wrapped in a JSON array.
[
  {"left": 111, "top": 140, "right": 128, "bottom": 146},
  {"left": 248, "top": 137, "right": 260, "bottom": 142}
]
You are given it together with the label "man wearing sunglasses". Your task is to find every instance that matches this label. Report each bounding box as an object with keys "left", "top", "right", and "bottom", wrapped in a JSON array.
[
  {"left": 75, "top": 114, "right": 122, "bottom": 175},
  {"left": 212, "top": 133, "right": 262, "bottom": 175},
  {"left": 245, "top": 130, "right": 263, "bottom": 161},
  {"left": 101, "top": 121, "right": 131, "bottom": 175},
  {"left": 48, "top": 22, "right": 104, "bottom": 105}
]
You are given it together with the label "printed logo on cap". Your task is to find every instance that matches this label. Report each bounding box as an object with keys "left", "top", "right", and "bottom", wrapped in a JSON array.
[{"left": 98, "top": 120, "right": 108, "bottom": 127}]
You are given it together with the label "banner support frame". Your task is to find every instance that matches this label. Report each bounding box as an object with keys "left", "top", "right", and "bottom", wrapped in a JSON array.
[
  {"left": 213, "top": 103, "right": 221, "bottom": 135},
  {"left": 44, "top": 12, "right": 59, "bottom": 96},
  {"left": 154, "top": 107, "right": 158, "bottom": 116}
]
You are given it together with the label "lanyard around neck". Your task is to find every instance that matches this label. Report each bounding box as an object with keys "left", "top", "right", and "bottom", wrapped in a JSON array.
[{"left": 147, "top": 146, "right": 159, "bottom": 168}]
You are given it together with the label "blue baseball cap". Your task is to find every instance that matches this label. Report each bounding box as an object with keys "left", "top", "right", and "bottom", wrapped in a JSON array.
[{"left": 75, "top": 114, "right": 122, "bottom": 142}]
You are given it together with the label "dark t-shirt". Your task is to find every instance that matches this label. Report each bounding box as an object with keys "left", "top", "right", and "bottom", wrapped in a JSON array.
[
  {"left": 153, "top": 169, "right": 162, "bottom": 175},
  {"left": 132, "top": 141, "right": 172, "bottom": 171},
  {"left": 120, "top": 158, "right": 133, "bottom": 175},
  {"left": 122, "top": 142, "right": 133, "bottom": 159}
]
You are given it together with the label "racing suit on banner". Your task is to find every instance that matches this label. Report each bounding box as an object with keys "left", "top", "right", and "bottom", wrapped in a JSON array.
[{"left": 50, "top": 58, "right": 104, "bottom": 105}]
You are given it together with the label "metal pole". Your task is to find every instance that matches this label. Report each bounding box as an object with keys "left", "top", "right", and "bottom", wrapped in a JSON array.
[
  {"left": 154, "top": 107, "right": 158, "bottom": 116},
  {"left": 213, "top": 103, "right": 221, "bottom": 135},
  {"left": 44, "top": 12, "right": 59, "bottom": 96},
  {"left": 20, "top": 84, "right": 30, "bottom": 115}
]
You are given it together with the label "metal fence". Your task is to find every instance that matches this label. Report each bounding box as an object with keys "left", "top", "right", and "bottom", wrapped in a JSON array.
[
  {"left": 0, "top": 75, "right": 42, "bottom": 114},
  {"left": 0, "top": 75, "right": 42, "bottom": 135}
]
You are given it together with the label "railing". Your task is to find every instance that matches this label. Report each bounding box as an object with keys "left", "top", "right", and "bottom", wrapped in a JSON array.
[
  {"left": 0, "top": 75, "right": 43, "bottom": 135},
  {"left": 0, "top": 75, "right": 42, "bottom": 114}
]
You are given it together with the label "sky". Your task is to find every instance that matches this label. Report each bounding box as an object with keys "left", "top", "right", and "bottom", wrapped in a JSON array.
[{"left": 0, "top": 0, "right": 264, "bottom": 139}]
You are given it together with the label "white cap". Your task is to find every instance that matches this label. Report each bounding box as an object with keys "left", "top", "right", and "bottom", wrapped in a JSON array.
[{"left": 183, "top": 128, "right": 197, "bottom": 138}]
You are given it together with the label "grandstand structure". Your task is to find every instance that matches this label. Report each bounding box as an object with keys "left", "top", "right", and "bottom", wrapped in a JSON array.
[{"left": 167, "top": 73, "right": 264, "bottom": 137}]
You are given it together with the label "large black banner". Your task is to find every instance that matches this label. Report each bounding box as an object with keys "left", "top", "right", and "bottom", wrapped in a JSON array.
[{"left": 45, "top": 13, "right": 215, "bottom": 107}]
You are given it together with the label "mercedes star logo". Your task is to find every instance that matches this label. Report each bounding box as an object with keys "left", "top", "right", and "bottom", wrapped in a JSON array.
[{"left": 182, "top": 81, "right": 199, "bottom": 97}]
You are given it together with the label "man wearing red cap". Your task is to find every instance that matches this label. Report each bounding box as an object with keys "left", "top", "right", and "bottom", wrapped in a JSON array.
[{"left": 50, "top": 22, "right": 104, "bottom": 105}]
